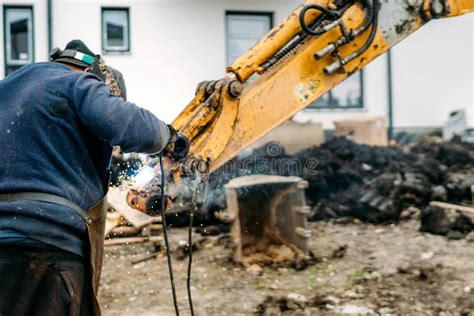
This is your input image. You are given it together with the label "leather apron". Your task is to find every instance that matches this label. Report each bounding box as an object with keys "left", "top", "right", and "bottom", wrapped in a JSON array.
[
  {"left": 0, "top": 192, "right": 108, "bottom": 316},
  {"left": 86, "top": 196, "right": 108, "bottom": 316}
]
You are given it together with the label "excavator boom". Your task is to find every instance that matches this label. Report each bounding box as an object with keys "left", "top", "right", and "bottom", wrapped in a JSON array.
[
  {"left": 128, "top": 0, "right": 473, "bottom": 213},
  {"left": 173, "top": 0, "right": 473, "bottom": 171}
]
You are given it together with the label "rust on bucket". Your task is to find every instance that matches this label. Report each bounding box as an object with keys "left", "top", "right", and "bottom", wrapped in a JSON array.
[{"left": 224, "top": 175, "right": 311, "bottom": 267}]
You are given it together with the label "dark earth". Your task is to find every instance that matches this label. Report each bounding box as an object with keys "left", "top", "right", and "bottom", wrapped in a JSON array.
[
  {"left": 99, "top": 220, "right": 474, "bottom": 315},
  {"left": 100, "top": 136, "right": 473, "bottom": 315}
]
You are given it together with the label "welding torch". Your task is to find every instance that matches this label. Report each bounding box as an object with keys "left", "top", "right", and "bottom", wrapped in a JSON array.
[{"left": 126, "top": 125, "right": 190, "bottom": 215}]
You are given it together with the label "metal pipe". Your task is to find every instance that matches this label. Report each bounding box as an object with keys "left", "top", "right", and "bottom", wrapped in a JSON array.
[
  {"left": 387, "top": 50, "right": 394, "bottom": 140},
  {"left": 47, "top": 0, "right": 53, "bottom": 52}
]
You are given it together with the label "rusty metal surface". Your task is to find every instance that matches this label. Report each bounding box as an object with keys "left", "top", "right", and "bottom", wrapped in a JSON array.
[{"left": 225, "top": 175, "right": 310, "bottom": 266}]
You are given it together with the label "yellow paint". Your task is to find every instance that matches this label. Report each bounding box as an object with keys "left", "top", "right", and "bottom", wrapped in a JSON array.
[
  {"left": 447, "top": 0, "right": 474, "bottom": 16},
  {"left": 129, "top": 0, "right": 473, "bottom": 212},
  {"left": 227, "top": 0, "right": 329, "bottom": 82},
  {"left": 171, "top": 0, "right": 473, "bottom": 173}
]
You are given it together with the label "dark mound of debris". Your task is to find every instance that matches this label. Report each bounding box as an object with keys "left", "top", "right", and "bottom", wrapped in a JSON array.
[
  {"left": 256, "top": 293, "right": 335, "bottom": 315},
  {"left": 206, "top": 136, "right": 473, "bottom": 226},
  {"left": 420, "top": 203, "right": 474, "bottom": 239}
]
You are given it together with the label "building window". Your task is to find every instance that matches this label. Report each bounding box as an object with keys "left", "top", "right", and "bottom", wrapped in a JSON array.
[
  {"left": 226, "top": 12, "right": 273, "bottom": 66},
  {"left": 308, "top": 71, "right": 364, "bottom": 109},
  {"left": 102, "top": 8, "right": 130, "bottom": 53},
  {"left": 3, "top": 6, "right": 34, "bottom": 76}
]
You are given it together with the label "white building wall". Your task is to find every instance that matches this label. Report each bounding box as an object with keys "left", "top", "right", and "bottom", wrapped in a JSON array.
[
  {"left": 294, "top": 54, "right": 389, "bottom": 129},
  {"left": 297, "top": 14, "right": 473, "bottom": 129},
  {"left": 51, "top": 0, "right": 297, "bottom": 123},
  {"left": 1, "top": 0, "right": 473, "bottom": 129},
  {"left": 390, "top": 13, "right": 473, "bottom": 128}
]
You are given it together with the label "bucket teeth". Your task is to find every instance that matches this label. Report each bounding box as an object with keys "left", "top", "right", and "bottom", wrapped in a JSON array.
[
  {"left": 297, "top": 180, "right": 309, "bottom": 189},
  {"left": 295, "top": 227, "right": 312, "bottom": 238},
  {"left": 294, "top": 205, "right": 311, "bottom": 215}
]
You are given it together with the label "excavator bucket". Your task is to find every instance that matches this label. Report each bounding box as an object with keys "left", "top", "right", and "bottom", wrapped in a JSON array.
[{"left": 225, "top": 175, "right": 311, "bottom": 267}]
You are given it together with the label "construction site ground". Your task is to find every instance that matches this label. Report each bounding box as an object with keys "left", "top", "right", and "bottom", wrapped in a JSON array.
[{"left": 99, "top": 219, "right": 474, "bottom": 315}]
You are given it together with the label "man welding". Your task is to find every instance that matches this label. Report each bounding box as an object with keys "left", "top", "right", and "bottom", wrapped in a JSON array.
[{"left": 0, "top": 40, "right": 175, "bottom": 315}]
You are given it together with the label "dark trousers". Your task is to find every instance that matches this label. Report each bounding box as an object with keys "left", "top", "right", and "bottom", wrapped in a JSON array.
[{"left": 0, "top": 247, "right": 92, "bottom": 316}]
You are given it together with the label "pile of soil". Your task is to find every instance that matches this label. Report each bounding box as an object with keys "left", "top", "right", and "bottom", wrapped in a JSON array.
[
  {"left": 206, "top": 136, "right": 473, "bottom": 229},
  {"left": 420, "top": 203, "right": 474, "bottom": 239}
]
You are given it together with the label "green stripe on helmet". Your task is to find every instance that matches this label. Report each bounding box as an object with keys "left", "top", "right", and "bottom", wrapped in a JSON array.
[
  {"left": 81, "top": 54, "right": 95, "bottom": 65},
  {"left": 75, "top": 52, "right": 95, "bottom": 65}
]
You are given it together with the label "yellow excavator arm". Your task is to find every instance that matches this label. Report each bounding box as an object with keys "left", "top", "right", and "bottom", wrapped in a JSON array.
[
  {"left": 173, "top": 0, "right": 472, "bottom": 171},
  {"left": 128, "top": 0, "right": 473, "bottom": 213}
]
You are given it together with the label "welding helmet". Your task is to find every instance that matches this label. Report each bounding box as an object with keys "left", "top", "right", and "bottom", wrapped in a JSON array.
[
  {"left": 105, "top": 66, "right": 127, "bottom": 101},
  {"left": 50, "top": 40, "right": 106, "bottom": 81},
  {"left": 50, "top": 40, "right": 127, "bottom": 100}
]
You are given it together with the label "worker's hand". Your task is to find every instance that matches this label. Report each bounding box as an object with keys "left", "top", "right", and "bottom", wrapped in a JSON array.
[
  {"left": 162, "top": 125, "right": 189, "bottom": 161},
  {"left": 167, "top": 124, "right": 179, "bottom": 144},
  {"left": 162, "top": 124, "right": 178, "bottom": 157}
]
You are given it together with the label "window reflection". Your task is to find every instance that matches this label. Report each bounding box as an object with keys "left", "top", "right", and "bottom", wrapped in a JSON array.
[
  {"left": 310, "top": 71, "right": 363, "bottom": 109},
  {"left": 102, "top": 9, "right": 130, "bottom": 52},
  {"left": 4, "top": 7, "right": 33, "bottom": 75}
]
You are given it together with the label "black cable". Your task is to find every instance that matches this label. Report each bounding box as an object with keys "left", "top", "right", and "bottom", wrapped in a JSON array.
[
  {"left": 261, "top": 13, "right": 330, "bottom": 70},
  {"left": 355, "top": 0, "right": 374, "bottom": 35},
  {"left": 323, "top": 0, "right": 379, "bottom": 74},
  {"left": 343, "top": 0, "right": 379, "bottom": 61},
  {"left": 314, "top": 0, "right": 373, "bottom": 60},
  {"left": 261, "top": 1, "right": 353, "bottom": 71},
  {"left": 159, "top": 153, "right": 180, "bottom": 315},
  {"left": 299, "top": 4, "right": 340, "bottom": 36},
  {"left": 186, "top": 203, "right": 195, "bottom": 316}
]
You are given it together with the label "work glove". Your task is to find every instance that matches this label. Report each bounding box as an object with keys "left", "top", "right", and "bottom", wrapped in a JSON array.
[
  {"left": 162, "top": 125, "right": 189, "bottom": 161},
  {"left": 167, "top": 124, "right": 179, "bottom": 145}
]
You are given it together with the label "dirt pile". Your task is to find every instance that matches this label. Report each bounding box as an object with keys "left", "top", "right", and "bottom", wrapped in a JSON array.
[
  {"left": 420, "top": 203, "right": 474, "bottom": 239},
  {"left": 207, "top": 136, "right": 473, "bottom": 228}
]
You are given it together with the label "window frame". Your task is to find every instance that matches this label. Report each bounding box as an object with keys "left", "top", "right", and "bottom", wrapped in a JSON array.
[
  {"left": 3, "top": 5, "right": 35, "bottom": 76},
  {"left": 306, "top": 70, "right": 365, "bottom": 110},
  {"left": 101, "top": 7, "right": 131, "bottom": 53},
  {"left": 225, "top": 11, "right": 274, "bottom": 66}
]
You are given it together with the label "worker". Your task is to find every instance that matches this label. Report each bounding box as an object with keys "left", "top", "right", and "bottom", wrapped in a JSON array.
[{"left": 0, "top": 40, "right": 174, "bottom": 315}]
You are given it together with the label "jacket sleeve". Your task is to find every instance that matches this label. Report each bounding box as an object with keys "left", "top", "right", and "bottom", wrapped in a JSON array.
[{"left": 71, "top": 73, "right": 170, "bottom": 154}]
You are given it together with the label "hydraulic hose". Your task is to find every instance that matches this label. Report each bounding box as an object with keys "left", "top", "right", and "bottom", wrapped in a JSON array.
[{"left": 158, "top": 153, "right": 180, "bottom": 315}]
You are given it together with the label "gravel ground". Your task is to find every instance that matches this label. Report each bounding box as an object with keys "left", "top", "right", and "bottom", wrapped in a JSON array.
[
  {"left": 100, "top": 221, "right": 474, "bottom": 315},
  {"left": 99, "top": 220, "right": 474, "bottom": 315}
]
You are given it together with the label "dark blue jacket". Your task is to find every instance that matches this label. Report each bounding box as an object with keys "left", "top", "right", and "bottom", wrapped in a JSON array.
[{"left": 0, "top": 62, "right": 170, "bottom": 255}]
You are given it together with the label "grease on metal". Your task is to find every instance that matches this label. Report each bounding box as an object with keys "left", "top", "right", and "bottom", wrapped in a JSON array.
[{"left": 378, "top": 0, "right": 423, "bottom": 45}]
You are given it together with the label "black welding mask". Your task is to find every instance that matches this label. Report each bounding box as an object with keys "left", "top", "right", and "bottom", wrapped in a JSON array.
[
  {"left": 49, "top": 47, "right": 106, "bottom": 82},
  {"left": 50, "top": 40, "right": 127, "bottom": 100}
]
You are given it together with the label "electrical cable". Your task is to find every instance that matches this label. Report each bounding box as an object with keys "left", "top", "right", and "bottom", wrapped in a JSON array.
[
  {"left": 186, "top": 202, "right": 195, "bottom": 316},
  {"left": 158, "top": 153, "right": 180, "bottom": 315}
]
